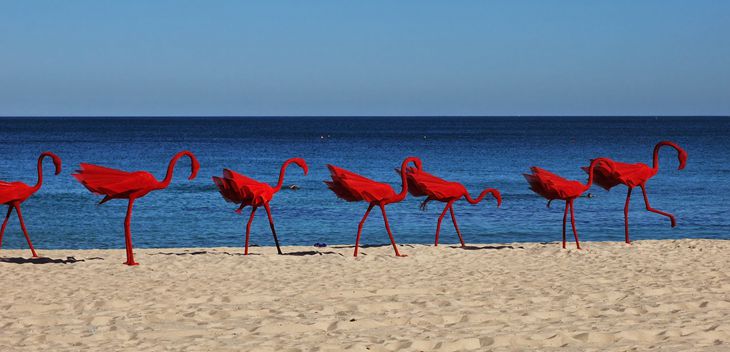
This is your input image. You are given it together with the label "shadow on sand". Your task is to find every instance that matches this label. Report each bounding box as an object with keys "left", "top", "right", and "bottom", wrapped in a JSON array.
[
  {"left": 450, "top": 245, "right": 521, "bottom": 250},
  {"left": 0, "top": 256, "right": 101, "bottom": 264},
  {"left": 150, "top": 250, "right": 249, "bottom": 256},
  {"left": 331, "top": 243, "right": 412, "bottom": 249},
  {"left": 150, "top": 250, "right": 342, "bottom": 257},
  {"left": 283, "top": 251, "right": 343, "bottom": 256}
]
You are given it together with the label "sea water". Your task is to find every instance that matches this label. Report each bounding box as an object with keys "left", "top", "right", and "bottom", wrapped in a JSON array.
[{"left": 0, "top": 116, "right": 728, "bottom": 249}]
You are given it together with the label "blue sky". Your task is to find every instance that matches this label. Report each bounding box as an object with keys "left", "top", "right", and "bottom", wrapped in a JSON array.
[{"left": 1, "top": 1, "right": 728, "bottom": 116}]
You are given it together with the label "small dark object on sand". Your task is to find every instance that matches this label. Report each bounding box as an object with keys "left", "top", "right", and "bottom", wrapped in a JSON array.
[{"left": 313, "top": 242, "right": 327, "bottom": 248}]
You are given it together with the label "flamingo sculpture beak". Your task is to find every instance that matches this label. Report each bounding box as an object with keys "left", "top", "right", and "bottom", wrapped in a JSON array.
[
  {"left": 407, "top": 156, "right": 423, "bottom": 171},
  {"left": 493, "top": 191, "right": 502, "bottom": 207},
  {"left": 301, "top": 161, "right": 309, "bottom": 176},
  {"left": 51, "top": 155, "right": 62, "bottom": 175},
  {"left": 677, "top": 150, "right": 688, "bottom": 170},
  {"left": 40, "top": 151, "right": 63, "bottom": 175},
  {"left": 189, "top": 156, "right": 201, "bottom": 180},
  {"left": 289, "top": 157, "right": 309, "bottom": 175}
]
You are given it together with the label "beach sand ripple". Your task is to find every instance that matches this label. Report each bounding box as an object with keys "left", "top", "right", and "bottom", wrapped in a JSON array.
[{"left": 1, "top": 239, "right": 729, "bottom": 351}]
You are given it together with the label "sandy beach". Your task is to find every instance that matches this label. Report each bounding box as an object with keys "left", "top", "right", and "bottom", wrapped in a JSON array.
[{"left": 1, "top": 239, "right": 729, "bottom": 351}]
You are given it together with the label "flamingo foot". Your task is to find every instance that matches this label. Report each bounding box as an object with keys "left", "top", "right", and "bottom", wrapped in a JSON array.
[
  {"left": 123, "top": 260, "right": 139, "bottom": 266},
  {"left": 396, "top": 254, "right": 408, "bottom": 257}
]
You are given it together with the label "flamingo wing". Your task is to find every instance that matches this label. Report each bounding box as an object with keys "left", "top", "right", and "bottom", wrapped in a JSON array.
[
  {"left": 524, "top": 167, "right": 584, "bottom": 200},
  {"left": 583, "top": 160, "right": 654, "bottom": 189},
  {"left": 0, "top": 181, "right": 21, "bottom": 204},
  {"left": 404, "top": 168, "right": 463, "bottom": 200},
  {"left": 213, "top": 169, "right": 272, "bottom": 205},
  {"left": 325, "top": 165, "right": 394, "bottom": 202},
  {"left": 73, "top": 163, "right": 154, "bottom": 199}
]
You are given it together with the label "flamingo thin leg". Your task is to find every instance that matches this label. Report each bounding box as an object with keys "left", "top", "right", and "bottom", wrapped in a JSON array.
[
  {"left": 263, "top": 203, "right": 282, "bottom": 255},
  {"left": 244, "top": 207, "right": 257, "bottom": 255},
  {"left": 0, "top": 206, "right": 13, "bottom": 249},
  {"left": 624, "top": 187, "right": 633, "bottom": 244},
  {"left": 13, "top": 204, "right": 38, "bottom": 257},
  {"left": 640, "top": 184, "right": 676, "bottom": 227},
  {"left": 354, "top": 204, "right": 374, "bottom": 257},
  {"left": 562, "top": 201, "right": 568, "bottom": 249},
  {"left": 569, "top": 199, "right": 581, "bottom": 249},
  {"left": 434, "top": 202, "right": 451, "bottom": 246},
  {"left": 379, "top": 205, "right": 404, "bottom": 257},
  {"left": 123, "top": 198, "right": 138, "bottom": 265},
  {"left": 448, "top": 203, "right": 465, "bottom": 247}
]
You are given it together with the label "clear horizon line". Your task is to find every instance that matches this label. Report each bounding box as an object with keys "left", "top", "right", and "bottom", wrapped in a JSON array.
[{"left": 1, "top": 114, "right": 729, "bottom": 118}]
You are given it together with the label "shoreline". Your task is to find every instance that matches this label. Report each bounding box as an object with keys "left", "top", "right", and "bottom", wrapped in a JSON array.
[
  {"left": 3, "top": 237, "right": 728, "bottom": 254},
  {"left": 2, "top": 239, "right": 729, "bottom": 351}
]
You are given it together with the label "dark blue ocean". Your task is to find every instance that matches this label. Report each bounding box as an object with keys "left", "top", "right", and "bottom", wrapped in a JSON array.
[{"left": 0, "top": 117, "right": 728, "bottom": 249}]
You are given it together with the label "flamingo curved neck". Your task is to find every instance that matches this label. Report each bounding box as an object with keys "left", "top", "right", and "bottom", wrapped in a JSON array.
[
  {"left": 32, "top": 155, "right": 45, "bottom": 192},
  {"left": 652, "top": 141, "right": 682, "bottom": 171},
  {"left": 465, "top": 189, "right": 487, "bottom": 204},
  {"left": 392, "top": 166, "right": 409, "bottom": 203},
  {"left": 392, "top": 157, "right": 420, "bottom": 203},
  {"left": 583, "top": 157, "right": 609, "bottom": 189},
  {"left": 160, "top": 152, "right": 191, "bottom": 188},
  {"left": 465, "top": 188, "right": 502, "bottom": 207},
  {"left": 274, "top": 160, "right": 295, "bottom": 192}
]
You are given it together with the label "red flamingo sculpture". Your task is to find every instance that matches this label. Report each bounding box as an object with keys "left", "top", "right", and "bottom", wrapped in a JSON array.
[
  {"left": 212, "top": 158, "right": 308, "bottom": 255},
  {"left": 523, "top": 158, "right": 610, "bottom": 249},
  {"left": 401, "top": 167, "right": 501, "bottom": 247},
  {"left": 73, "top": 151, "right": 199, "bottom": 266},
  {"left": 325, "top": 157, "right": 422, "bottom": 257},
  {"left": 0, "top": 152, "right": 62, "bottom": 257},
  {"left": 582, "top": 141, "right": 687, "bottom": 244}
]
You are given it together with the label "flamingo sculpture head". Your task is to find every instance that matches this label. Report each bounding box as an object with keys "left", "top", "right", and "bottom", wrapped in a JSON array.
[
  {"left": 41, "top": 152, "right": 63, "bottom": 176},
  {"left": 189, "top": 158, "right": 201, "bottom": 179},
  {"left": 653, "top": 141, "right": 687, "bottom": 171},
  {"left": 182, "top": 151, "right": 201, "bottom": 180},
  {"left": 159, "top": 151, "right": 200, "bottom": 189},
  {"left": 289, "top": 158, "right": 309, "bottom": 175},
  {"left": 273, "top": 158, "right": 308, "bottom": 192}
]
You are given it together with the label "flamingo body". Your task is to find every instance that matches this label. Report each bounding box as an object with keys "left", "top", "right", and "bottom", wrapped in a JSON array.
[
  {"left": 583, "top": 160, "right": 657, "bottom": 190},
  {"left": 325, "top": 157, "right": 422, "bottom": 257},
  {"left": 213, "top": 169, "right": 276, "bottom": 207},
  {"left": 0, "top": 152, "right": 62, "bottom": 257},
  {"left": 404, "top": 168, "right": 466, "bottom": 200},
  {"left": 582, "top": 141, "right": 687, "bottom": 243},
  {"left": 73, "top": 151, "right": 200, "bottom": 265},
  {"left": 523, "top": 158, "right": 609, "bottom": 249},
  {"left": 74, "top": 164, "right": 161, "bottom": 202},
  {"left": 212, "top": 158, "right": 308, "bottom": 255},
  {"left": 0, "top": 182, "right": 37, "bottom": 205},
  {"left": 325, "top": 165, "right": 398, "bottom": 203},
  {"left": 524, "top": 167, "right": 588, "bottom": 200},
  {"left": 403, "top": 167, "right": 501, "bottom": 246}
]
